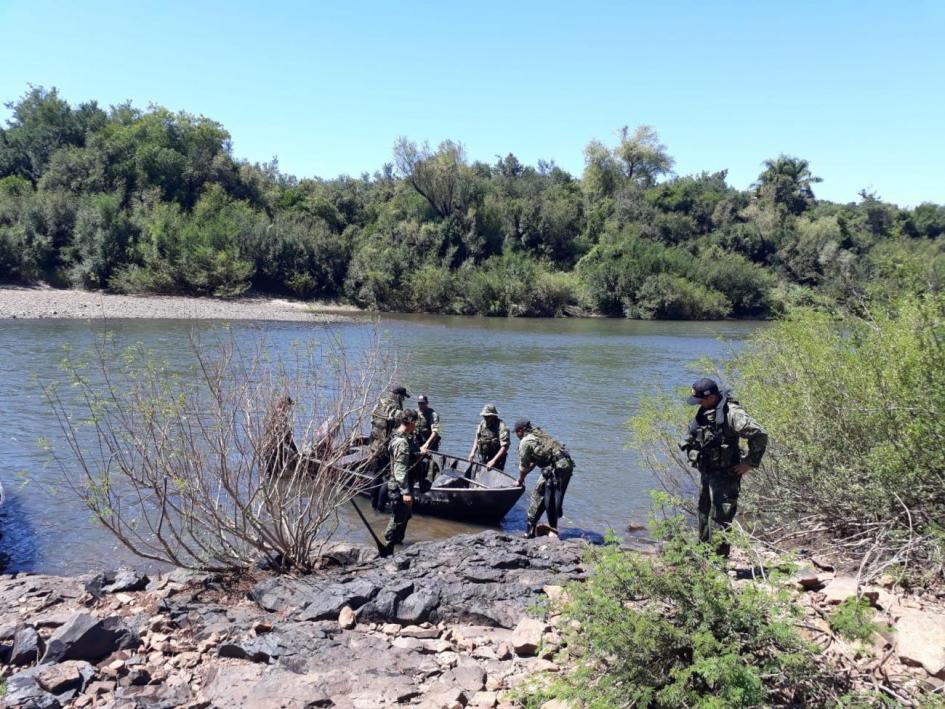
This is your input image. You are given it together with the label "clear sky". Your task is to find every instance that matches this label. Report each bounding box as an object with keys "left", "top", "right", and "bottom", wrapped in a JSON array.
[{"left": 1, "top": 0, "right": 943, "bottom": 206}]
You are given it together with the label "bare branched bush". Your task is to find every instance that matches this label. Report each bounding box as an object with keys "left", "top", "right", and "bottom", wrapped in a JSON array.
[
  {"left": 631, "top": 295, "right": 945, "bottom": 584},
  {"left": 44, "top": 325, "right": 394, "bottom": 573}
]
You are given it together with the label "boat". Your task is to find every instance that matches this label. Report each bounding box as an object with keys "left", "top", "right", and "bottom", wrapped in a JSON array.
[{"left": 321, "top": 443, "right": 525, "bottom": 525}]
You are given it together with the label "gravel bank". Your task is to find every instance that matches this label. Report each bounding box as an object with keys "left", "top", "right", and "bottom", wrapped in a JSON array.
[{"left": 0, "top": 286, "right": 359, "bottom": 322}]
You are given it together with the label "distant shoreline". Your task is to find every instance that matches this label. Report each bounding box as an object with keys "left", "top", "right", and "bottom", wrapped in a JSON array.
[{"left": 0, "top": 285, "right": 361, "bottom": 322}]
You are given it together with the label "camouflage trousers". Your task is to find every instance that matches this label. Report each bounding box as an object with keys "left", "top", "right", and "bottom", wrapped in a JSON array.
[
  {"left": 526, "top": 464, "right": 573, "bottom": 532},
  {"left": 697, "top": 469, "right": 742, "bottom": 556},
  {"left": 384, "top": 495, "right": 413, "bottom": 546}
]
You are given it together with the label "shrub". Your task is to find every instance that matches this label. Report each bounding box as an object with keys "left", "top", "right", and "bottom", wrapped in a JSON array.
[
  {"left": 632, "top": 273, "right": 731, "bottom": 319},
  {"left": 524, "top": 514, "right": 842, "bottom": 708},
  {"left": 829, "top": 598, "right": 886, "bottom": 643}
]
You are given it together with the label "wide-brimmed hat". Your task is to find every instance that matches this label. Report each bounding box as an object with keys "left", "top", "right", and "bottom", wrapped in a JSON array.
[
  {"left": 480, "top": 404, "right": 498, "bottom": 417},
  {"left": 391, "top": 385, "right": 411, "bottom": 398}
]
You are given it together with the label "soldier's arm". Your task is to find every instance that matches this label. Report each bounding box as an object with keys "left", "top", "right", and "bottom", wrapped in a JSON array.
[
  {"left": 424, "top": 411, "right": 441, "bottom": 448},
  {"left": 728, "top": 405, "right": 768, "bottom": 468},
  {"left": 517, "top": 439, "right": 536, "bottom": 486},
  {"left": 468, "top": 423, "right": 480, "bottom": 461}
]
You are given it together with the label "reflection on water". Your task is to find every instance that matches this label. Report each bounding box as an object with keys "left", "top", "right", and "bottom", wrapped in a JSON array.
[{"left": 0, "top": 315, "right": 761, "bottom": 574}]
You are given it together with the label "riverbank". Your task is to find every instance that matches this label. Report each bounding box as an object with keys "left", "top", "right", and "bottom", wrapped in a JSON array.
[
  {"left": 1, "top": 531, "right": 588, "bottom": 708},
  {"left": 2, "top": 531, "right": 944, "bottom": 708},
  {"left": 0, "top": 286, "right": 361, "bottom": 322}
]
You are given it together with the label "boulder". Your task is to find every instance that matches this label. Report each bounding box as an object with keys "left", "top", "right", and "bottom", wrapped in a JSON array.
[
  {"left": 821, "top": 577, "right": 879, "bottom": 606},
  {"left": 11, "top": 625, "right": 44, "bottom": 665},
  {"left": 511, "top": 617, "right": 546, "bottom": 656},
  {"left": 41, "top": 614, "right": 138, "bottom": 664},
  {"left": 338, "top": 605, "right": 357, "bottom": 629},
  {"left": 399, "top": 624, "right": 440, "bottom": 639},
  {"left": 895, "top": 607, "right": 945, "bottom": 678},
  {"left": 36, "top": 660, "right": 95, "bottom": 694},
  {"left": 396, "top": 590, "right": 440, "bottom": 624},
  {"left": 470, "top": 690, "right": 499, "bottom": 708}
]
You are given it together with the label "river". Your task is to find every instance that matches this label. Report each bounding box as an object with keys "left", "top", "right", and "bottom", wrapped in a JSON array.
[{"left": 0, "top": 314, "right": 761, "bottom": 575}]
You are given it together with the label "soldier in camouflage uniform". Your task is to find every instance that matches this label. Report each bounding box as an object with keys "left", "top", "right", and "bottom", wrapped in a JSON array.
[
  {"left": 467, "top": 404, "right": 510, "bottom": 471},
  {"left": 369, "top": 385, "right": 409, "bottom": 510},
  {"left": 384, "top": 408, "right": 420, "bottom": 552},
  {"left": 415, "top": 395, "right": 441, "bottom": 453},
  {"left": 514, "top": 419, "right": 574, "bottom": 539},
  {"left": 680, "top": 377, "right": 768, "bottom": 557}
]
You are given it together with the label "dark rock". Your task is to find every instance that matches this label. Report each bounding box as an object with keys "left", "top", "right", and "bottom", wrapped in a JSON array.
[
  {"left": 125, "top": 667, "right": 151, "bottom": 686},
  {"left": 113, "top": 683, "right": 193, "bottom": 708},
  {"left": 41, "top": 613, "right": 138, "bottom": 664},
  {"left": 356, "top": 589, "right": 401, "bottom": 623},
  {"left": 11, "top": 625, "right": 43, "bottom": 665},
  {"left": 396, "top": 589, "right": 440, "bottom": 624},
  {"left": 462, "top": 567, "right": 504, "bottom": 583},
  {"left": 218, "top": 632, "right": 293, "bottom": 663},
  {"left": 297, "top": 578, "right": 379, "bottom": 621},
  {"left": 3, "top": 668, "right": 62, "bottom": 709},
  {"left": 102, "top": 567, "right": 149, "bottom": 593}
]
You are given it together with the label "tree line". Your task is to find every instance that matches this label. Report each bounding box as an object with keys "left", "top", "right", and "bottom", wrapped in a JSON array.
[{"left": 2, "top": 86, "right": 943, "bottom": 319}]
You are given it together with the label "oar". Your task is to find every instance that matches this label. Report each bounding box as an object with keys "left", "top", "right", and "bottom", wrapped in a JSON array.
[{"left": 349, "top": 497, "right": 390, "bottom": 557}]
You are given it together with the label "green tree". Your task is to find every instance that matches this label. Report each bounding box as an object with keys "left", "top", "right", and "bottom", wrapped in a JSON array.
[{"left": 754, "top": 155, "right": 821, "bottom": 216}]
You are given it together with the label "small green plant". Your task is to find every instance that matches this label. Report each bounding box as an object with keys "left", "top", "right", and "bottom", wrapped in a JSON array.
[
  {"left": 522, "top": 511, "right": 846, "bottom": 708},
  {"left": 829, "top": 597, "right": 885, "bottom": 643}
]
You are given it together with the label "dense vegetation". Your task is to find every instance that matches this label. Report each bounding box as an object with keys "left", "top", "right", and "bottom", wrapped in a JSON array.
[{"left": 2, "top": 87, "right": 944, "bottom": 318}]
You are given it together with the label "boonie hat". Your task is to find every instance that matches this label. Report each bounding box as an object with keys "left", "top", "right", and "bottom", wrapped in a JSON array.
[
  {"left": 480, "top": 404, "right": 498, "bottom": 417},
  {"left": 391, "top": 385, "right": 411, "bottom": 398},
  {"left": 686, "top": 378, "right": 720, "bottom": 405}
]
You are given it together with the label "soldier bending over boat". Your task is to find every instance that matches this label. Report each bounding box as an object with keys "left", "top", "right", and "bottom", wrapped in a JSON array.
[{"left": 514, "top": 419, "right": 574, "bottom": 539}]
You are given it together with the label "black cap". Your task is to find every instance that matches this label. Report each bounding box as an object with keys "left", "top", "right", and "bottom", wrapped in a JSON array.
[
  {"left": 686, "top": 378, "right": 719, "bottom": 405},
  {"left": 513, "top": 418, "right": 531, "bottom": 432},
  {"left": 417, "top": 394, "right": 428, "bottom": 404},
  {"left": 391, "top": 385, "right": 410, "bottom": 398}
]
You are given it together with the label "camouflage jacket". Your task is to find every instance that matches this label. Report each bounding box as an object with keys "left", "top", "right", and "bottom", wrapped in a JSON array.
[
  {"left": 682, "top": 395, "right": 768, "bottom": 473},
  {"left": 519, "top": 427, "right": 572, "bottom": 473},
  {"left": 387, "top": 430, "right": 418, "bottom": 496},
  {"left": 371, "top": 393, "right": 403, "bottom": 445},
  {"left": 475, "top": 418, "right": 509, "bottom": 458}
]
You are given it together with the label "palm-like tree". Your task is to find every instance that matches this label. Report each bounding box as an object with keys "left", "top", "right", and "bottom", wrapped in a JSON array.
[{"left": 754, "top": 155, "right": 822, "bottom": 215}]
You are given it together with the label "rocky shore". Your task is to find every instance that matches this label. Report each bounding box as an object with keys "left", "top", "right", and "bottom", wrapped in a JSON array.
[
  {"left": 0, "top": 286, "right": 358, "bottom": 322},
  {"left": 0, "top": 531, "right": 588, "bottom": 708},
  {"left": 3, "top": 530, "right": 945, "bottom": 708}
]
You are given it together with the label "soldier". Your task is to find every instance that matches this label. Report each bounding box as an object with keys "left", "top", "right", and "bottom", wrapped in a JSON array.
[
  {"left": 514, "top": 419, "right": 574, "bottom": 539},
  {"left": 467, "top": 404, "right": 510, "bottom": 471},
  {"left": 369, "top": 384, "right": 410, "bottom": 510},
  {"left": 384, "top": 408, "right": 421, "bottom": 553},
  {"left": 680, "top": 377, "right": 768, "bottom": 557},
  {"left": 261, "top": 393, "right": 298, "bottom": 477},
  {"left": 415, "top": 395, "right": 441, "bottom": 454}
]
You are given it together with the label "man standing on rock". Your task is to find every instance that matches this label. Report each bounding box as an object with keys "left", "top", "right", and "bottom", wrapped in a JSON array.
[
  {"left": 385, "top": 408, "right": 421, "bottom": 553},
  {"left": 514, "top": 419, "right": 574, "bottom": 539},
  {"left": 369, "top": 384, "right": 410, "bottom": 510},
  {"left": 467, "top": 404, "right": 510, "bottom": 471},
  {"left": 680, "top": 377, "right": 768, "bottom": 557}
]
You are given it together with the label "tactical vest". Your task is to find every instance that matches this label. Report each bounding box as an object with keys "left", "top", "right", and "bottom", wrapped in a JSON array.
[
  {"left": 687, "top": 393, "right": 741, "bottom": 473},
  {"left": 477, "top": 420, "right": 503, "bottom": 456},
  {"left": 526, "top": 427, "right": 569, "bottom": 468},
  {"left": 416, "top": 408, "right": 435, "bottom": 441}
]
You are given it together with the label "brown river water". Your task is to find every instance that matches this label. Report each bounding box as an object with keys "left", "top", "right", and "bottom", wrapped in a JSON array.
[{"left": 0, "top": 314, "right": 761, "bottom": 575}]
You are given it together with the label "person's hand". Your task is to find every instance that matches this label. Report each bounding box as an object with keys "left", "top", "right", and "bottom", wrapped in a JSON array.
[
  {"left": 467, "top": 454, "right": 474, "bottom": 463},
  {"left": 402, "top": 494, "right": 413, "bottom": 505},
  {"left": 734, "top": 463, "right": 753, "bottom": 476},
  {"left": 516, "top": 478, "right": 525, "bottom": 488},
  {"left": 420, "top": 446, "right": 429, "bottom": 456}
]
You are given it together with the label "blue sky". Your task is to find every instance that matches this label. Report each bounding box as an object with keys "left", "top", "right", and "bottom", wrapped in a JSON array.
[{"left": 1, "top": 0, "right": 943, "bottom": 206}]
